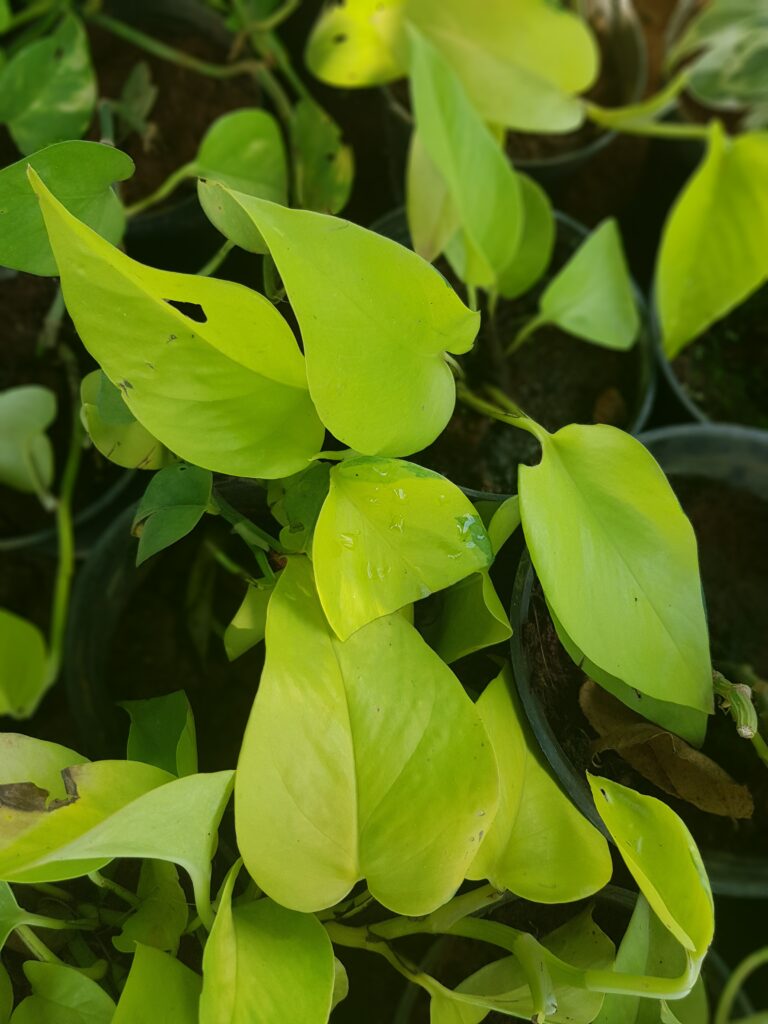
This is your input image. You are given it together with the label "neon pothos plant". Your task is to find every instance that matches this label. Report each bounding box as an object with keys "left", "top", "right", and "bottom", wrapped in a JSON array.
[
  {"left": 304, "top": 0, "right": 768, "bottom": 366},
  {"left": 0, "top": 153, "right": 719, "bottom": 1019}
]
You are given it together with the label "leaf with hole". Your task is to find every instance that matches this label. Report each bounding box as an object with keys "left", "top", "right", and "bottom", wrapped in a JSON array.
[
  {"left": 312, "top": 457, "right": 492, "bottom": 639},
  {"left": 200, "top": 189, "right": 479, "bottom": 456},
  {"left": 236, "top": 557, "right": 498, "bottom": 914},
  {"left": 31, "top": 172, "right": 324, "bottom": 478}
]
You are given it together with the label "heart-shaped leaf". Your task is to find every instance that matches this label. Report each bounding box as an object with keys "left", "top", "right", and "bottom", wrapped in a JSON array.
[
  {"left": 313, "top": 457, "right": 492, "bottom": 639},
  {"left": 468, "top": 666, "right": 611, "bottom": 901},
  {"left": 9, "top": 962, "right": 114, "bottom": 1024},
  {"left": 0, "top": 609, "right": 48, "bottom": 719},
  {"left": 113, "top": 945, "right": 200, "bottom": 1024},
  {"left": 0, "top": 385, "right": 56, "bottom": 495},
  {"left": 132, "top": 464, "right": 212, "bottom": 566},
  {"left": 0, "top": 141, "right": 132, "bottom": 275},
  {"left": 236, "top": 556, "right": 498, "bottom": 915},
  {"left": 201, "top": 188, "right": 479, "bottom": 456},
  {"left": 31, "top": 171, "right": 324, "bottom": 478}
]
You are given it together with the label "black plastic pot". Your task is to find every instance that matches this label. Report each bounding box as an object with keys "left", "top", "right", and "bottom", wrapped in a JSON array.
[
  {"left": 510, "top": 423, "right": 768, "bottom": 897},
  {"left": 394, "top": 885, "right": 752, "bottom": 1023}
]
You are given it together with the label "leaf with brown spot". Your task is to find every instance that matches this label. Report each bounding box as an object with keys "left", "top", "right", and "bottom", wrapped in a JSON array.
[{"left": 579, "top": 680, "right": 753, "bottom": 819}]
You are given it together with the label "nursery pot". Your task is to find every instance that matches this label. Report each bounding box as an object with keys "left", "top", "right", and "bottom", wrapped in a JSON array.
[
  {"left": 393, "top": 885, "right": 752, "bottom": 1023},
  {"left": 510, "top": 423, "right": 768, "bottom": 898}
]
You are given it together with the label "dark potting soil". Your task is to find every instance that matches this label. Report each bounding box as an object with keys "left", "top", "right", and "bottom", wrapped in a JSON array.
[
  {"left": 524, "top": 474, "right": 768, "bottom": 858},
  {"left": 671, "top": 287, "right": 768, "bottom": 428},
  {"left": 0, "top": 274, "right": 125, "bottom": 539}
]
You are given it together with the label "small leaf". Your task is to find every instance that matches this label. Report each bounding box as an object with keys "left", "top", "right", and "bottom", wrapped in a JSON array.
[
  {"left": 496, "top": 175, "right": 556, "bottom": 300},
  {"left": 132, "top": 464, "right": 212, "bottom": 566},
  {"left": 468, "top": 667, "right": 611, "bottom": 901},
  {"left": 0, "top": 14, "right": 96, "bottom": 154},
  {"left": 306, "top": 0, "right": 407, "bottom": 87},
  {"left": 519, "top": 423, "right": 713, "bottom": 714},
  {"left": 406, "top": 130, "right": 459, "bottom": 263},
  {"left": 113, "top": 860, "right": 188, "bottom": 955},
  {"left": 0, "top": 385, "right": 56, "bottom": 495},
  {"left": 200, "top": 863, "right": 335, "bottom": 1024},
  {"left": 422, "top": 572, "right": 511, "bottom": 664},
  {"left": 121, "top": 691, "right": 198, "bottom": 777},
  {"left": 113, "top": 945, "right": 200, "bottom": 1024},
  {"left": 31, "top": 171, "right": 324, "bottom": 478},
  {"left": 408, "top": 28, "right": 522, "bottom": 289},
  {"left": 236, "top": 557, "right": 498, "bottom": 915},
  {"left": 312, "top": 457, "right": 492, "bottom": 639},
  {"left": 10, "top": 962, "right": 114, "bottom": 1024},
  {"left": 201, "top": 189, "right": 479, "bottom": 457},
  {"left": 0, "top": 608, "right": 49, "bottom": 719},
  {"left": 291, "top": 98, "right": 354, "bottom": 215},
  {"left": 196, "top": 108, "right": 287, "bottom": 254},
  {"left": 270, "top": 461, "right": 331, "bottom": 554},
  {"left": 537, "top": 219, "right": 639, "bottom": 349},
  {"left": 588, "top": 774, "right": 714, "bottom": 960},
  {"left": 657, "top": 123, "right": 768, "bottom": 357},
  {"left": 486, "top": 495, "right": 521, "bottom": 555},
  {"left": 224, "top": 583, "right": 274, "bottom": 661},
  {"left": 80, "top": 370, "right": 170, "bottom": 471},
  {"left": 331, "top": 959, "right": 349, "bottom": 1011}
]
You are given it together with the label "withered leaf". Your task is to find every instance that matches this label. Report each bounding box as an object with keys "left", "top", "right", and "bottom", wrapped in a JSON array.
[{"left": 579, "top": 679, "right": 753, "bottom": 819}]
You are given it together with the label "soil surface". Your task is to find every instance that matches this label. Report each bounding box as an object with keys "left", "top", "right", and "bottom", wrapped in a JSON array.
[
  {"left": 671, "top": 286, "right": 768, "bottom": 428},
  {"left": 524, "top": 473, "right": 768, "bottom": 858}
]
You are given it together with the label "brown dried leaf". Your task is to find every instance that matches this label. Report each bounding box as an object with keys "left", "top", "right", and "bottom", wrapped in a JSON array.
[{"left": 579, "top": 679, "right": 754, "bottom": 819}]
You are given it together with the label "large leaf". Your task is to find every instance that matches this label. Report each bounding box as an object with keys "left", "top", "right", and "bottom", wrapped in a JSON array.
[
  {"left": 236, "top": 557, "right": 498, "bottom": 915},
  {"left": 467, "top": 667, "right": 611, "bottom": 901},
  {"left": 408, "top": 28, "right": 522, "bottom": 289},
  {"left": 0, "top": 734, "right": 87, "bottom": 797},
  {"left": 290, "top": 99, "right": 354, "bottom": 215},
  {"left": 31, "top": 171, "right": 324, "bottom": 478},
  {"left": 80, "top": 370, "right": 170, "bottom": 471},
  {"left": 656, "top": 124, "right": 768, "bottom": 357},
  {"left": 406, "top": 0, "right": 597, "bottom": 132},
  {"left": 306, "top": 0, "right": 407, "bottom": 86},
  {"left": 200, "top": 864, "right": 335, "bottom": 1024},
  {"left": 588, "top": 775, "right": 714, "bottom": 960},
  {"left": 9, "top": 962, "right": 114, "bottom": 1024},
  {"left": 201, "top": 189, "right": 479, "bottom": 456},
  {"left": 0, "top": 141, "right": 132, "bottom": 275},
  {"left": 0, "top": 385, "right": 56, "bottom": 495},
  {"left": 312, "top": 457, "right": 492, "bottom": 639},
  {"left": 0, "top": 14, "right": 96, "bottom": 154},
  {"left": 113, "top": 945, "right": 200, "bottom": 1024},
  {"left": 535, "top": 219, "right": 639, "bottom": 350},
  {"left": 132, "top": 463, "right": 212, "bottom": 566},
  {"left": 0, "top": 609, "right": 48, "bottom": 719},
  {"left": 518, "top": 422, "right": 712, "bottom": 714},
  {"left": 431, "top": 910, "right": 614, "bottom": 1024},
  {"left": 196, "top": 108, "right": 287, "bottom": 253}
]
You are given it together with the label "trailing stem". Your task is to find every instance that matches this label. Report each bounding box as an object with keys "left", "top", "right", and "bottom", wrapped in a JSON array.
[{"left": 715, "top": 946, "right": 768, "bottom": 1024}]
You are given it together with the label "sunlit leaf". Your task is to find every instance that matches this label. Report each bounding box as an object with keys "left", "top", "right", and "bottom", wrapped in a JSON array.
[
  {"left": 132, "top": 463, "right": 212, "bottom": 566},
  {"left": 406, "top": 131, "right": 458, "bottom": 263},
  {"left": 113, "top": 945, "right": 200, "bottom": 1024},
  {"left": 313, "top": 457, "right": 492, "bottom": 639},
  {"left": 224, "top": 583, "right": 274, "bottom": 661},
  {"left": 306, "top": 0, "right": 407, "bottom": 87},
  {"left": 236, "top": 557, "right": 498, "bottom": 915},
  {"left": 496, "top": 175, "right": 555, "bottom": 300},
  {"left": 486, "top": 496, "right": 521, "bottom": 555}
]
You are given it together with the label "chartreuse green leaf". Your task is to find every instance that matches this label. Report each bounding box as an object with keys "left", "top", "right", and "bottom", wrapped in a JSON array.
[
  {"left": 9, "top": 962, "right": 114, "bottom": 1024},
  {"left": 332, "top": 959, "right": 349, "bottom": 1011},
  {"left": 0, "top": 141, "right": 133, "bottom": 275},
  {"left": 406, "top": 0, "right": 597, "bottom": 132},
  {"left": 236, "top": 557, "right": 498, "bottom": 915},
  {"left": 122, "top": 691, "right": 198, "bottom": 777},
  {"left": 196, "top": 109, "right": 287, "bottom": 254},
  {"left": 0, "top": 734, "right": 87, "bottom": 797},
  {"left": 312, "top": 457, "right": 492, "bottom": 640},
  {"left": 113, "top": 860, "right": 188, "bottom": 955},
  {"left": 657, "top": 123, "right": 768, "bottom": 357},
  {"left": 113, "top": 945, "right": 200, "bottom": 1024},
  {"left": 132, "top": 463, "right": 212, "bottom": 566},
  {"left": 80, "top": 370, "right": 170, "bottom": 471},
  {"left": 290, "top": 99, "right": 354, "bottom": 215},
  {"left": 422, "top": 572, "right": 510, "bottom": 664},
  {"left": 406, "top": 131, "right": 458, "bottom": 263},
  {"left": 306, "top": 0, "right": 407, "bottom": 86},
  {"left": 224, "top": 583, "right": 275, "bottom": 661},
  {"left": 468, "top": 667, "right": 611, "bottom": 901},
  {"left": 200, "top": 862, "right": 335, "bottom": 1024},
  {"left": 589, "top": 775, "right": 714, "bottom": 960},
  {"left": 518, "top": 422, "right": 712, "bottom": 714},
  {"left": 486, "top": 496, "right": 521, "bottom": 555},
  {"left": 0, "top": 881, "right": 66, "bottom": 953},
  {"left": 408, "top": 28, "right": 522, "bottom": 290},
  {"left": 431, "top": 910, "right": 614, "bottom": 1024},
  {"left": 549, "top": 606, "right": 708, "bottom": 748},
  {"left": 0, "top": 14, "right": 96, "bottom": 154},
  {"left": 533, "top": 220, "right": 639, "bottom": 349},
  {"left": 201, "top": 189, "right": 479, "bottom": 456},
  {"left": 0, "top": 609, "right": 48, "bottom": 719},
  {"left": 497, "top": 176, "right": 555, "bottom": 300},
  {"left": 593, "top": 897, "right": 708, "bottom": 1024},
  {"left": 31, "top": 171, "right": 324, "bottom": 477},
  {"left": 0, "top": 385, "right": 55, "bottom": 495}
]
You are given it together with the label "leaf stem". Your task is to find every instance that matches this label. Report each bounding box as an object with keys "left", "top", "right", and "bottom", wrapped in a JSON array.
[
  {"left": 197, "top": 240, "right": 235, "bottom": 277},
  {"left": 125, "top": 162, "right": 196, "bottom": 218},
  {"left": 15, "top": 925, "right": 61, "bottom": 963},
  {"left": 87, "top": 870, "right": 141, "bottom": 908},
  {"left": 507, "top": 313, "right": 547, "bottom": 354},
  {"left": 212, "top": 492, "right": 284, "bottom": 554},
  {"left": 585, "top": 100, "right": 711, "bottom": 141},
  {"left": 715, "top": 947, "right": 768, "bottom": 1024},
  {"left": 457, "top": 384, "right": 546, "bottom": 442}
]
